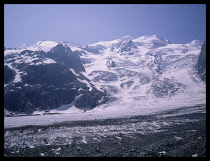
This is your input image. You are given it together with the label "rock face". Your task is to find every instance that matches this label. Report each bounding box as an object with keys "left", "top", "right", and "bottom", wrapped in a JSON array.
[
  {"left": 47, "top": 43, "right": 85, "bottom": 73},
  {"left": 4, "top": 42, "right": 108, "bottom": 114},
  {"left": 4, "top": 65, "right": 15, "bottom": 84},
  {"left": 196, "top": 42, "right": 206, "bottom": 82},
  {"left": 73, "top": 87, "right": 108, "bottom": 109},
  {"left": 118, "top": 39, "right": 138, "bottom": 53},
  {"left": 111, "top": 39, "right": 138, "bottom": 55},
  {"left": 82, "top": 45, "right": 100, "bottom": 54},
  {"left": 106, "top": 60, "right": 117, "bottom": 68},
  {"left": 89, "top": 71, "right": 118, "bottom": 82}
]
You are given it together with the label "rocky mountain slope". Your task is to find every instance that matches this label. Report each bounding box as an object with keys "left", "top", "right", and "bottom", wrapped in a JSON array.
[
  {"left": 195, "top": 41, "right": 206, "bottom": 82},
  {"left": 4, "top": 41, "right": 108, "bottom": 114}
]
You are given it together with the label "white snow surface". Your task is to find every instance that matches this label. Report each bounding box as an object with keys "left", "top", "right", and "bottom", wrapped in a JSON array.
[
  {"left": 75, "top": 35, "right": 205, "bottom": 117},
  {"left": 77, "top": 78, "right": 93, "bottom": 91},
  {"left": 26, "top": 40, "right": 59, "bottom": 53},
  {"left": 4, "top": 49, "right": 23, "bottom": 56},
  {"left": 4, "top": 41, "right": 59, "bottom": 55},
  {"left": 4, "top": 48, "right": 57, "bottom": 84}
]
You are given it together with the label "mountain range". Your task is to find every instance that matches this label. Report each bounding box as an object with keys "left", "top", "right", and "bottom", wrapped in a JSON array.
[{"left": 4, "top": 35, "right": 206, "bottom": 114}]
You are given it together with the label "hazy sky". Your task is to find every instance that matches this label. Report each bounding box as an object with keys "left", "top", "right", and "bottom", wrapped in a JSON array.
[{"left": 4, "top": 4, "right": 206, "bottom": 48}]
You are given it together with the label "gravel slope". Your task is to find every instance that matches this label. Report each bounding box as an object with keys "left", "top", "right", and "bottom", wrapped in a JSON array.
[{"left": 4, "top": 105, "right": 206, "bottom": 157}]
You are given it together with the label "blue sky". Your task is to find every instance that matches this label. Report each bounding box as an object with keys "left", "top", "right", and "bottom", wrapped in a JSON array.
[{"left": 4, "top": 4, "right": 206, "bottom": 48}]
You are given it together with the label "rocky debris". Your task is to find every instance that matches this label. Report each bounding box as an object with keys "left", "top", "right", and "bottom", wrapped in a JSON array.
[
  {"left": 82, "top": 45, "right": 100, "bottom": 54},
  {"left": 151, "top": 78, "right": 184, "bottom": 97},
  {"left": 139, "top": 76, "right": 151, "bottom": 85},
  {"left": 4, "top": 107, "right": 206, "bottom": 157},
  {"left": 106, "top": 60, "right": 116, "bottom": 68},
  {"left": 89, "top": 71, "right": 118, "bottom": 82},
  {"left": 116, "top": 68, "right": 139, "bottom": 78}
]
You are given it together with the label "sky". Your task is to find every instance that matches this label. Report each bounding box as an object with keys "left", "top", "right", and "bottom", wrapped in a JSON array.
[{"left": 4, "top": 4, "right": 206, "bottom": 48}]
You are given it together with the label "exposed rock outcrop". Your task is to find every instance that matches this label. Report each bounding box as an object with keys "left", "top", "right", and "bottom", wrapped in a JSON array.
[
  {"left": 4, "top": 42, "right": 108, "bottom": 114},
  {"left": 195, "top": 41, "right": 206, "bottom": 82}
]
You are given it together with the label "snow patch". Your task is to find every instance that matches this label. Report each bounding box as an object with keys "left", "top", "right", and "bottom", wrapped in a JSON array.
[
  {"left": 69, "top": 68, "right": 79, "bottom": 76},
  {"left": 4, "top": 49, "right": 23, "bottom": 56},
  {"left": 78, "top": 78, "right": 93, "bottom": 91}
]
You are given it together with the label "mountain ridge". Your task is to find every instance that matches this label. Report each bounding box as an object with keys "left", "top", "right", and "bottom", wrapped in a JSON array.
[
  {"left": 4, "top": 42, "right": 109, "bottom": 114},
  {"left": 4, "top": 35, "right": 206, "bottom": 114}
]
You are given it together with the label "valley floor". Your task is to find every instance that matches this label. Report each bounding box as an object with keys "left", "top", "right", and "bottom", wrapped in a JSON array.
[{"left": 4, "top": 105, "right": 206, "bottom": 157}]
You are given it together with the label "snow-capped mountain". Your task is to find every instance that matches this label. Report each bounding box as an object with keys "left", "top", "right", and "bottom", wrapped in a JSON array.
[
  {"left": 19, "top": 43, "right": 30, "bottom": 49},
  {"left": 4, "top": 35, "right": 206, "bottom": 115},
  {"left": 4, "top": 41, "right": 108, "bottom": 114},
  {"left": 71, "top": 35, "right": 205, "bottom": 112}
]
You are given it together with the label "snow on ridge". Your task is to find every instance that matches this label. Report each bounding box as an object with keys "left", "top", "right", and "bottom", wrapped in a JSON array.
[
  {"left": 135, "top": 34, "right": 164, "bottom": 41},
  {"left": 88, "top": 34, "right": 172, "bottom": 50},
  {"left": 133, "top": 35, "right": 169, "bottom": 45},
  {"left": 90, "top": 39, "right": 120, "bottom": 48},
  {"left": 41, "top": 58, "right": 56, "bottom": 65},
  {"left": 25, "top": 40, "right": 59, "bottom": 53},
  {"left": 20, "top": 43, "right": 30, "bottom": 49},
  {"left": 89, "top": 35, "right": 136, "bottom": 49},
  {"left": 6, "top": 63, "right": 25, "bottom": 83},
  {"left": 4, "top": 49, "right": 23, "bottom": 56},
  {"left": 119, "top": 35, "right": 136, "bottom": 40},
  {"left": 69, "top": 68, "right": 80, "bottom": 76},
  {"left": 60, "top": 40, "right": 81, "bottom": 48},
  {"left": 188, "top": 40, "right": 203, "bottom": 46},
  {"left": 78, "top": 78, "right": 93, "bottom": 91}
]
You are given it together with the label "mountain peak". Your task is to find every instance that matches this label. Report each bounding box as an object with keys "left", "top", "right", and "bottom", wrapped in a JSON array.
[
  {"left": 138, "top": 34, "right": 164, "bottom": 40},
  {"left": 60, "top": 40, "right": 81, "bottom": 47},
  {"left": 20, "top": 43, "right": 29, "bottom": 49},
  {"left": 119, "top": 35, "right": 135, "bottom": 40},
  {"left": 189, "top": 40, "right": 203, "bottom": 46},
  {"left": 133, "top": 34, "right": 170, "bottom": 48},
  {"left": 24, "top": 40, "right": 59, "bottom": 53}
]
